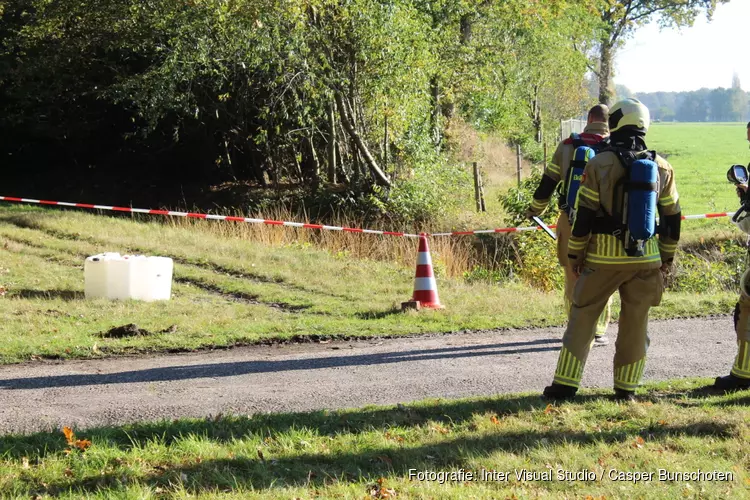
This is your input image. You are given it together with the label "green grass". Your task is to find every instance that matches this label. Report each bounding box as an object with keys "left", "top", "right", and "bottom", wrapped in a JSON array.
[
  {"left": 0, "top": 205, "right": 735, "bottom": 364},
  {"left": 648, "top": 122, "right": 748, "bottom": 216},
  {"left": 0, "top": 379, "right": 748, "bottom": 499},
  {"left": 647, "top": 122, "right": 749, "bottom": 241}
]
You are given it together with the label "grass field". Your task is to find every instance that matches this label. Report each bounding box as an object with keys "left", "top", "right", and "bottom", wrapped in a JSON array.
[
  {"left": 0, "top": 379, "right": 747, "bottom": 499},
  {"left": 643, "top": 122, "right": 749, "bottom": 241},
  {"left": 0, "top": 205, "right": 735, "bottom": 364},
  {"left": 647, "top": 122, "right": 748, "bottom": 216}
]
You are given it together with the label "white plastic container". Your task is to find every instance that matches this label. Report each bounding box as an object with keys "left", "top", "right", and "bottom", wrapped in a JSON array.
[
  {"left": 84, "top": 253, "right": 173, "bottom": 301},
  {"left": 130, "top": 256, "right": 173, "bottom": 301},
  {"left": 84, "top": 253, "right": 122, "bottom": 299}
]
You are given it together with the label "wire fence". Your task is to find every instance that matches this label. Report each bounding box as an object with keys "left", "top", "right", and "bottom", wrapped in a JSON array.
[{"left": 560, "top": 119, "right": 587, "bottom": 140}]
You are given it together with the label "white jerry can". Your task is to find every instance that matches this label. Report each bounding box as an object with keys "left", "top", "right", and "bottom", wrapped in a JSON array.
[
  {"left": 84, "top": 253, "right": 173, "bottom": 301},
  {"left": 84, "top": 252, "right": 122, "bottom": 299}
]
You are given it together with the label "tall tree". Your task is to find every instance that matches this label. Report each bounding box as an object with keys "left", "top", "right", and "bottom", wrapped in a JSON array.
[{"left": 594, "top": 0, "right": 728, "bottom": 106}]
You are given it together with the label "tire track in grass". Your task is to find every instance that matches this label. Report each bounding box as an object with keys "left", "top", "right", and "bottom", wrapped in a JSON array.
[
  {"left": 0, "top": 215, "right": 353, "bottom": 300},
  {"left": 0, "top": 225, "right": 329, "bottom": 314}
]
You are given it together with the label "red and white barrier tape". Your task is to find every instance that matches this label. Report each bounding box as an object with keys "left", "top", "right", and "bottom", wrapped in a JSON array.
[
  {"left": 0, "top": 195, "right": 738, "bottom": 238},
  {"left": 431, "top": 212, "right": 738, "bottom": 237},
  {"left": 0, "top": 196, "right": 422, "bottom": 238}
]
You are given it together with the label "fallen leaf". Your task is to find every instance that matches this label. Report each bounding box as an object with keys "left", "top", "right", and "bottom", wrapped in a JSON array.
[
  {"left": 657, "top": 420, "right": 667, "bottom": 426},
  {"left": 632, "top": 436, "right": 645, "bottom": 449},
  {"left": 543, "top": 404, "right": 561, "bottom": 415},
  {"left": 74, "top": 439, "right": 92, "bottom": 451},
  {"left": 64, "top": 468, "right": 74, "bottom": 477},
  {"left": 257, "top": 449, "right": 265, "bottom": 462},
  {"left": 490, "top": 415, "right": 500, "bottom": 425},
  {"left": 368, "top": 478, "right": 397, "bottom": 498},
  {"left": 62, "top": 427, "right": 75, "bottom": 445},
  {"left": 376, "top": 455, "right": 393, "bottom": 466},
  {"left": 384, "top": 432, "right": 404, "bottom": 443},
  {"left": 0, "top": 286, "right": 6, "bottom": 296}
]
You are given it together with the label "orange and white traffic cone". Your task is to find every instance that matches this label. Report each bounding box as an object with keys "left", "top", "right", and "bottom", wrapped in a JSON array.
[{"left": 402, "top": 234, "right": 444, "bottom": 310}]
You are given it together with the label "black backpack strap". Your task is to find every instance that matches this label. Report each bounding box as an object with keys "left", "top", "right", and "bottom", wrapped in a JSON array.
[{"left": 591, "top": 147, "right": 629, "bottom": 238}]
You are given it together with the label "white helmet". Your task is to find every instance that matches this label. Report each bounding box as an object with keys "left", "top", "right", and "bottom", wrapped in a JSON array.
[{"left": 609, "top": 98, "right": 650, "bottom": 134}]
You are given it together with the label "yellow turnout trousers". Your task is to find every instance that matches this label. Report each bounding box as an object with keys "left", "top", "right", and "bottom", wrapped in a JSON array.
[
  {"left": 732, "top": 289, "right": 750, "bottom": 380},
  {"left": 556, "top": 213, "right": 612, "bottom": 336},
  {"left": 553, "top": 267, "right": 664, "bottom": 391}
]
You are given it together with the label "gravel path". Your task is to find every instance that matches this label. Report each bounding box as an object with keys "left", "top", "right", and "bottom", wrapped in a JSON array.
[{"left": 0, "top": 317, "right": 737, "bottom": 434}]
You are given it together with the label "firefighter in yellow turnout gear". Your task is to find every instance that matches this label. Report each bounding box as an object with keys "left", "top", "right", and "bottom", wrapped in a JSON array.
[
  {"left": 715, "top": 268, "right": 750, "bottom": 389},
  {"left": 714, "top": 121, "right": 750, "bottom": 391},
  {"left": 543, "top": 98, "right": 682, "bottom": 401},
  {"left": 527, "top": 105, "right": 613, "bottom": 345}
]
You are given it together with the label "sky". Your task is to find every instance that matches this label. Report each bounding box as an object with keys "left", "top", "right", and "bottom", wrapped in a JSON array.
[{"left": 615, "top": 0, "right": 750, "bottom": 93}]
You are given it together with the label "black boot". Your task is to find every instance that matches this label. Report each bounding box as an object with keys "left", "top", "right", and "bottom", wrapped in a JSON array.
[
  {"left": 542, "top": 383, "right": 577, "bottom": 401},
  {"left": 713, "top": 374, "right": 750, "bottom": 391},
  {"left": 613, "top": 388, "right": 636, "bottom": 402}
]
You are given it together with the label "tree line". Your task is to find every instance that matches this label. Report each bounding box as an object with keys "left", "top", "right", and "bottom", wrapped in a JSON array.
[
  {"left": 617, "top": 78, "right": 750, "bottom": 123},
  {"left": 0, "top": 0, "right": 729, "bottom": 217}
]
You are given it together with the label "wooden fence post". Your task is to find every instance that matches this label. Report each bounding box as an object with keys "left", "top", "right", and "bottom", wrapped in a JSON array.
[
  {"left": 516, "top": 144, "right": 522, "bottom": 188},
  {"left": 473, "top": 162, "right": 481, "bottom": 212}
]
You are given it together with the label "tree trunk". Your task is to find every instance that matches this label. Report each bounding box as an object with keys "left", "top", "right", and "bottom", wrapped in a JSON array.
[
  {"left": 304, "top": 131, "right": 320, "bottom": 190},
  {"left": 335, "top": 91, "right": 391, "bottom": 187},
  {"left": 531, "top": 84, "right": 542, "bottom": 143},
  {"left": 598, "top": 40, "right": 615, "bottom": 106},
  {"left": 327, "top": 101, "right": 337, "bottom": 184},
  {"left": 460, "top": 14, "right": 473, "bottom": 44},
  {"left": 382, "top": 113, "right": 389, "bottom": 172}
]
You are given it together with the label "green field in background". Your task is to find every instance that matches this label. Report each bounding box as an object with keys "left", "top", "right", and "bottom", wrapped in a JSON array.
[{"left": 647, "top": 122, "right": 749, "bottom": 216}]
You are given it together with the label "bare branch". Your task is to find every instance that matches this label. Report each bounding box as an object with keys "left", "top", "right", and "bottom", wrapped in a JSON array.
[{"left": 334, "top": 91, "right": 391, "bottom": 187}]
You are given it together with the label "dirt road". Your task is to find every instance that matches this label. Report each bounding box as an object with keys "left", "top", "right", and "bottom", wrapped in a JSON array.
[{"left": 0, "top": 317, "right": 737, "bottom": 434}]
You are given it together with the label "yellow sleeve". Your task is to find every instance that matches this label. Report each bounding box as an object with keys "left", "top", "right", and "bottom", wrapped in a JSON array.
[
  {"left": 544, "top": 143, "right": 564, "bottom": 182},
  {"left": 566, "top": 162, "right": 599, "bottom": 262},
  {"left": 527, "top": 143, "right": 564, "bottom": 216},
  {"left": 657, "top": 161, "right": 681, "bottom": 262}
]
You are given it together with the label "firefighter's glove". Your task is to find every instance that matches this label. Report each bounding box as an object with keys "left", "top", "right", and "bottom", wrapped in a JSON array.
[
  {"left": 568, "top": 255, "right": 585, "bottom": 278},
  {"left": 660, "top": 259, "right": 674, "bottom": 275}
]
